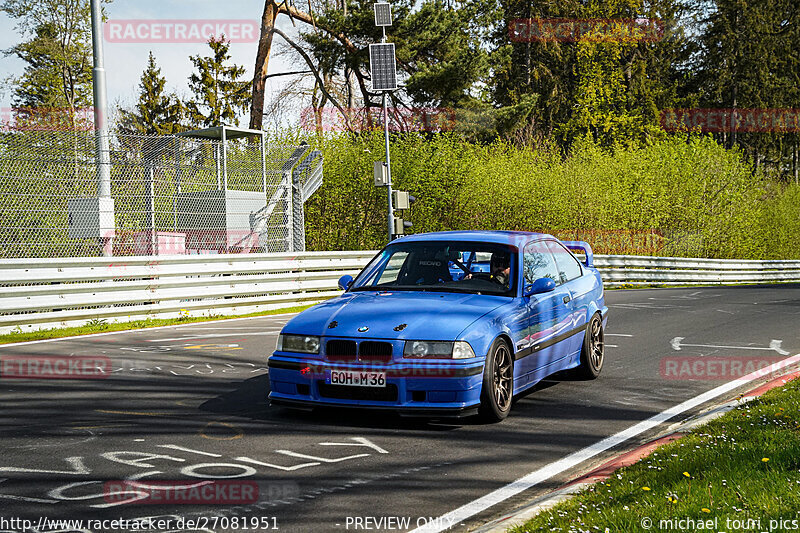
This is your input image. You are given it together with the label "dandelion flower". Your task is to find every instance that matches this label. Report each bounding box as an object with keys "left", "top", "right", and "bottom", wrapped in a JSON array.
[
  {"left": 683, "top": 472, "right": 691, "bottom": 478},
  {"left": 762, "top": 457, "right": 770, "bottom": 462},
  {"left": 701, "top": 508, "right": 711, "bottom": 513},
  {"left": 642, "top": 486, "right": 651, "bottom": 491}
]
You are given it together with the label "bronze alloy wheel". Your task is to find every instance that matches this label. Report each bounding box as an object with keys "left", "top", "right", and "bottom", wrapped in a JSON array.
[
  {"left": 492, "top": 342, "right": 513, "bottom": 411},
  {"left": 479, "top": 338, "right": 514, "bottom": 421},
  {"left": 575, "top": 313, "right": 604, "bottom": 379}
]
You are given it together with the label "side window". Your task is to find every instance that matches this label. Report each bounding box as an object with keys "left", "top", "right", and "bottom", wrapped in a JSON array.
[
  {"left": 522, "top": 241, "right": 560, "bottom": 285},
  {"left": 547, "top": 241, "right": 583, "bottom": 284},
  {"left": 376, "top": 251, "right": 410, "bottom": 284}
]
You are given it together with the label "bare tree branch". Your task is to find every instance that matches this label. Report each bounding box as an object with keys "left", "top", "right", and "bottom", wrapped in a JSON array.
[
  {"left": 278, "top": 4, "right": 379, "bottom": 108},
  {"left": 263, "top": 70, "right": 313, "bottom": 80},
  {"left": 272, "top": 26, "right": 354, "bottom": 132}
]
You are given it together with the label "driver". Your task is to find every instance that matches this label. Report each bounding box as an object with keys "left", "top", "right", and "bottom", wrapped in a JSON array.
[
  {"left": 489, "top": 252, "right": 511, "bottom": 286},
  {"left": 463, "top": 251, "right": 511, "bottom": 287}
]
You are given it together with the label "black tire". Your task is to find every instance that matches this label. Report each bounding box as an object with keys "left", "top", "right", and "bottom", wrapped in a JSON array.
[
  {"left": 479, "top": 338, "right": 514, "bottom": 422},
  {"left": 574, "top": 313, "right": 604, "bottom": 380}
]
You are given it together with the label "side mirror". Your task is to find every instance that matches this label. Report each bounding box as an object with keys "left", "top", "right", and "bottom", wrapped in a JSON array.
[
  {"left": 338, "top": 274, "right": 354, "bottom": 291},
  {"left": 523, "top": 277, "right": 556, "bottom": 297}
]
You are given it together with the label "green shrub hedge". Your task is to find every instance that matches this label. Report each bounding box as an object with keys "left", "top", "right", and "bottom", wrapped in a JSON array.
[{"left": 301, "top": 131, "right": 800, "bottom": 259}]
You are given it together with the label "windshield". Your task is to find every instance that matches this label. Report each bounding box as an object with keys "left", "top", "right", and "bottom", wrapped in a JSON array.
[{"left": 350, "top": 241, "right": 518, "bottom": 296}]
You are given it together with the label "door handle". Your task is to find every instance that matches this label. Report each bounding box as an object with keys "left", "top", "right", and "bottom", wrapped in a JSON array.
[{"left": 563, "top": 295, "right": 571, "bottom": 304}]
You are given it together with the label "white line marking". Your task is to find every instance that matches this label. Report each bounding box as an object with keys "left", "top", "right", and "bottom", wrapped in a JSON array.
[
  {"left": 0, "top": 313, "right": 299, "bottom": 348},
  {"left": 410, "top": 352, "right": 800, "bottom": 533},
  {"left": 605, "top": 334, "right": 633, "bottom": 337},
  {"left": 0, "top": 494, "right": 60, "bottom": 504},
  {"left": 319, "top": 437, "right": 389, "bottom": 454},
  {"left": 275, "top": 450, "right": 370, "bottom": 463},
  {"left": 670, "top": 337, "right": 789, "bottom": 355},
  {"left": 157, "top": 444, "right": 222, "bottom": 457},
  {"left": 235, "top": 456, "right": 320, "bottom": 471},
  {"left": 0, "top": 456, "right": 89, "bottom": 475}
]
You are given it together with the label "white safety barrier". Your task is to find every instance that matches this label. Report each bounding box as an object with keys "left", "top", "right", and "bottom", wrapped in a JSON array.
[
  {"left": 594, "top": 255, "right": 800, "bottom": 286},
  {"left": 2, "top": 252, "right": 799, "bottom": 335}
]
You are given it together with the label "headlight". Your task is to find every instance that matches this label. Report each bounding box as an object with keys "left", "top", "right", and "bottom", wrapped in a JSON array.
[
  {"left": 403, "top": 340, "right": 476, "bottom": 359},
  {"left": 276, "top": 334, "right": 320, "bottom": 354}
]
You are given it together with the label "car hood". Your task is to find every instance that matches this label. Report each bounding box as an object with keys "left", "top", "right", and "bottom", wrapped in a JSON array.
[{"left": 282, "top": 291, "right": 509, "bottom": 341}]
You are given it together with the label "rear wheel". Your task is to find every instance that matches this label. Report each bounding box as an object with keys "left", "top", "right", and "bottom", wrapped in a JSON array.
[
  {"left": 575, "top": 313, "right": 604, "bottom": 379},
  {"left": 479, "top": 338, "right": 513, "bottom": 422}
]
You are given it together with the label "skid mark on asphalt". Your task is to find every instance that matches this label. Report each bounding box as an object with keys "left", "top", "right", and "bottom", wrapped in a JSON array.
[
  {"left": 96, "top": 410, "right": 172, "bottom": 417},
  {"left": 611, "top": 303, "right": 689, "bottom": 310},
  {"left": 184, "top": 343, "right": 243, "bottom": 350},
  {"left": 111, "top": 361, "right": 268, "bottom": 376},
  {"left": 129, "top": 459, "right": 455, "bottom": 525},
  {"left": 149, "top": 331, "right": 281, "bottom": 342},
  {"left": 647, "top": 291, "right": 720, "bottom": 301},
  {"left": 200, "top": 421, "right": 244, "bottom": 441}
]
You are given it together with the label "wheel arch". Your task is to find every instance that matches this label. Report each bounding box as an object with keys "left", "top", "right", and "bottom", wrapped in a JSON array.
[{"left": 495, "top": 333, "right": 516, "bottom": 360}]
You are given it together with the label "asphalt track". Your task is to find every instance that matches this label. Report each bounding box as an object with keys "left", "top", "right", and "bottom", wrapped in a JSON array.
[{"left": 1, "top": 285, "right": 799, "bottom": 533}]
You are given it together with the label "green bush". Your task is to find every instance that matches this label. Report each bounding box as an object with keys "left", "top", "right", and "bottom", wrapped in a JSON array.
[{"left": 301, "top": 131, "right": 800, "bottom": 259}]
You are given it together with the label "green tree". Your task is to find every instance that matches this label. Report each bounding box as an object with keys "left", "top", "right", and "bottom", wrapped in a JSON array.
[
  {"left": 186, "top": 37, "right": 251, "bottom": 128},
  {"left": 491, "top": 0, "right": 695, "bottom": 145},
  {"left": 696, "top": 0, "right": 799, "bottom": 178},
  {"left": 557, "top": 20, "right": 663, "bottom": 147},
  {"left": 1, "top": 0, "right": 104, "bottom": 131},
  {"left": 117, "top": 52, "right": 184, "bottom": 135},
  {"left": 491, "top": 0, "right": 582, "bottom": 140}
]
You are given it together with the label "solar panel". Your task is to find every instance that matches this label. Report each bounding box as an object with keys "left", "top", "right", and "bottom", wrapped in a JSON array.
[
  {"left": 369, "top": 43, "right": 397, "bottom": 91},
  {"left": 373, "top": 3, "right": 393, "bottom": 27}
]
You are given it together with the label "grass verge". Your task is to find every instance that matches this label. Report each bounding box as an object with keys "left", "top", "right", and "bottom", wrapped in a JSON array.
[
  {"left": 510, "top": 377, "right": 800, "bottom": 532},
  {"left": 0, "top": 304, "right": 317, "bottom": 345}
]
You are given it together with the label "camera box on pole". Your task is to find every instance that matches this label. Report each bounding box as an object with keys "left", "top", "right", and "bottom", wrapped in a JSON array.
[
  {"left": 68, "top": 197, "right": 115, "bottom": 239},
  {"left": 374, "top": 161, "right": 389, "bottom": 186}
]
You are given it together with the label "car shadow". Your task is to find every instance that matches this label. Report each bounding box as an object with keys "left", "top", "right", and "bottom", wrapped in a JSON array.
[
  {"left": 200, "top": 369, "right": 596, "bottom": 431},
  {"left": 199, "top": 375, "right": 468, "bottom": 431}
]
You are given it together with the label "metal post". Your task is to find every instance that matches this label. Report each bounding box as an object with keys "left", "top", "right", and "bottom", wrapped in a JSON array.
[
  {"left": 90, "top": 0, "right": 112, "bottom": 255},
  {"left": 147, "top": 163, "right": 156, "bottom": 255},
  {"left": 173, "top": 137, "right": 180, "bottom": 231},
  {"left": 285, "top": 169, "right": 294, "bottom": 252},
  {"left": 381, "top": 26, "right": 393, "bottom": 242},
  {"left": 384, "top": 92, "right": 393, "bottom": 242},
  {"left": 221, "top": 126, "right": 228, "bottom": 190},
  {"left": 260, "top": 133, "right": 267, "bottom": 196}
]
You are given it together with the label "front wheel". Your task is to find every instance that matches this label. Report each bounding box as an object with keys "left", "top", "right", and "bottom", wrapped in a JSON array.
[
  {"left": 479, "top": 338, "right": 513, "bottom": 422},
  {"left": 574, "top": 313, "right": 604, "bottom": 379}
]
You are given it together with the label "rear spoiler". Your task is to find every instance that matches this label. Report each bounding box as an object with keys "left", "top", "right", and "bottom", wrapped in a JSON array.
[{"left": 562, "top": 241, "right": 594, "bottom": 268}]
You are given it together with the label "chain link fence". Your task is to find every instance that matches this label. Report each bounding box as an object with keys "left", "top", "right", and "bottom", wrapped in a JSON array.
[{"left": 0, "top": 129, "right": 322, "bottom": 258}]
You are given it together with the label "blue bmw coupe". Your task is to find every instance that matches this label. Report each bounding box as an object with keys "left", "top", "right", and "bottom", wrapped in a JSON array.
[{"left": 268, "top": 231, "right": 607, "bottom": 421}]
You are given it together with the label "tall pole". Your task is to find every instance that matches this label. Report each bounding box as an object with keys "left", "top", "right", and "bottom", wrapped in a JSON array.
[
  {"left": 382, "top": 26, "right": 394, "bottom": 242},
  {"left": 90, "top": 0, "right": 113, "bottom": 255}
]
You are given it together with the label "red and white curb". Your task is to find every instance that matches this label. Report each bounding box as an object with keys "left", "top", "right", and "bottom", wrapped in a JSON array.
[{"left": 473, "top": 367, "right": 800, "bottom": 533}]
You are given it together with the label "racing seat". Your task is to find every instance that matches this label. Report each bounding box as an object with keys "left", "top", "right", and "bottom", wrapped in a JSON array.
[{"left": 400, "top": 252, "right": 453, "bottom": 285}]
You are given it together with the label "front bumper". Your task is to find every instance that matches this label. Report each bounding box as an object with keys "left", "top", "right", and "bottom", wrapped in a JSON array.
[{"left": 267, "top": 356, "right": 484, "bottom": 416}]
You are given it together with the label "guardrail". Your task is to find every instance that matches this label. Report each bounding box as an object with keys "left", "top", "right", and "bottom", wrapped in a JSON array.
[
  {"left": 594, "top": 255, "right": 800, "bottom": 286},
  {"left": 2, "top": 252, "right": 799, "bottom": 335},
  {"left": 0, "top": 252, "right": 376, "bottom": 335}
]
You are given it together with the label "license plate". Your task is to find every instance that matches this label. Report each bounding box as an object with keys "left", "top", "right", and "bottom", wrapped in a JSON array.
[{"left": 327, "top": 370, "right": 386, "bottom": 387}]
